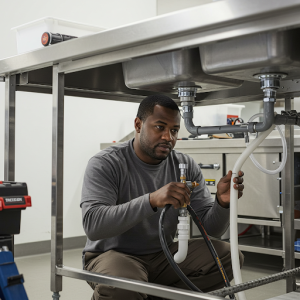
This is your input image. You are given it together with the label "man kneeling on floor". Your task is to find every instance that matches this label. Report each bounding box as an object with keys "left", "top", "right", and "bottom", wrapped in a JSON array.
[{"left": 81, "top": 95, "right": 244, "bottom": 300}]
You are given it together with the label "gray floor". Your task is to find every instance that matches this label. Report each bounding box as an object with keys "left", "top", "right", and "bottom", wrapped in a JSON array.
[{"left": 15, "top": 249, "right": 300, "bottom": 300}]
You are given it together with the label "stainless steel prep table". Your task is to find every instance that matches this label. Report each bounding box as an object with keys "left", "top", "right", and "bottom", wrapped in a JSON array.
[{"left": 1, "top": 0, "right": 300, "bottom": 298}]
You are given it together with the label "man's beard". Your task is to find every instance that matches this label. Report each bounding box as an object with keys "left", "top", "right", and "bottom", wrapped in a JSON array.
[{"left": 139, "top": 131, "right": 172, "bottom": 161}]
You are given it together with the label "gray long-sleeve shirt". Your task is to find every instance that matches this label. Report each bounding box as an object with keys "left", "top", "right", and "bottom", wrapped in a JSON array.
[{"left": 81, "top": 139, "right": 230, "bottom": 256}]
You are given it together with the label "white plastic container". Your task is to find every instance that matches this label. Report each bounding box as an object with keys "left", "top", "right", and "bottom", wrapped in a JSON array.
[
  {"left": 11, "top": 17, "right": 105, "bottom": 54},
  {"left": 193, "top": 104, "right": 245, "bottom": 126}
]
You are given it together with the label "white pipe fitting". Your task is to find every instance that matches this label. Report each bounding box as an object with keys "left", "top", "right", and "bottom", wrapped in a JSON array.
[{"left": 174, "top": 216, "right": 189, "bottom": 264}]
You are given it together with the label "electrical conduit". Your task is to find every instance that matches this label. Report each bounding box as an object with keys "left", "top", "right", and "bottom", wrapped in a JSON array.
[{"left": 230, "top": 124, "right": 275, "bottom": 300}]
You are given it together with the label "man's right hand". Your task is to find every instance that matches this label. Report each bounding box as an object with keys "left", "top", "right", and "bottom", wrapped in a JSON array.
[{"left": 149, "top": 182, "right": 191, "bottom": 209}]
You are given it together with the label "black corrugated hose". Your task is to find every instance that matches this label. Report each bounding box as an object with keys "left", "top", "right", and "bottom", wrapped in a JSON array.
[
  {"left": 158, "top": 204, "right": 202, "bottom": 292},
  {"left": 209, "top": 266, "right": 300, "bottom": 297},
  {"left": 159, "top": 204, "right": 300, "bottom": 298},
  {"left": 158, "top": 204, "right": 235, "bottom": 299},
  {"left": 187, "top": 205, "right": 235, "bottom": 299}
]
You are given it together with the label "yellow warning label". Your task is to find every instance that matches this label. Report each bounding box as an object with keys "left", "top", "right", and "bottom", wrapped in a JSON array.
[{"left": 205, "top": 179, "right": 215, "bottom": 186}]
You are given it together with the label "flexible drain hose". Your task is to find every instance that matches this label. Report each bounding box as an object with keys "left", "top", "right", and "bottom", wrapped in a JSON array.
[
  {"left": 230, "top": 124, "right": 275, "bottom": 300},
  {"left": 246, "top": 113, "right": 287, "bottom": 175}
]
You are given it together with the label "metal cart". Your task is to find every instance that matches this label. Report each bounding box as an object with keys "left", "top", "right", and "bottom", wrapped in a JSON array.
[{"left": 1, "top": 0, "right": 300, "bottom": 299}]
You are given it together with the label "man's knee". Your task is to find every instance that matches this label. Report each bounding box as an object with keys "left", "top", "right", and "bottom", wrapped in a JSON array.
[
  {"left": 211, "top": 240, "right": 244, "bottom": 268},
  {"left": 88, "top": 250, "right": 148, "bottom": 280},
  {"left": 208, "top": 240, "right": 244, "bottom": 287},
  {"left": 219, "top": 242, "right": 244, "bottom": 283},
  {"left": 86, "top": 250, "right": 148, "bottom": 300},
  {"left": 238, "top": 249, "right": 245, "bottom": 268}
]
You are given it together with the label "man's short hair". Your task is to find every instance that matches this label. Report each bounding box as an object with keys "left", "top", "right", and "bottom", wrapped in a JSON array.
[{"left": 137, "top": 95, "right": 179, "bottom": 122}]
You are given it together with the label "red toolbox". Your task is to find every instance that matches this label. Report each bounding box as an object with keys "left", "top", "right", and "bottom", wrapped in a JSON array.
[{"left": 0, "top": 182, "right": 31, "bottom": 235}]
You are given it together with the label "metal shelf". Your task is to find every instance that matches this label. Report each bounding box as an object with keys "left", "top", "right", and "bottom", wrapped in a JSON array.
[
  {"left": 266, "top": 292, "right": 300, "bottom": 300},
  {"left": 295, "top": 219, "right": 300, "bottom": 230},
  {"left": 238, "top": 218, "right": 281, "bottom": 227},
  {"left": 237, "top": 235, "right": 300, "bottom": 259}
]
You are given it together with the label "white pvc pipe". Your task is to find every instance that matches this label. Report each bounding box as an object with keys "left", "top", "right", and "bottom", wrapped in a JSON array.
[
  {"left": 230, "top": 125, "right": 275, "bottom": 300},
  {"left": 174, "top": 216, "right": 189, "bottom": 264}
]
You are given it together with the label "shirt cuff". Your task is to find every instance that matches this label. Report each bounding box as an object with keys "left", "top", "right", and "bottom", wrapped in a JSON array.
[
  {"left": 145, "top": 193, "right": 157, "bottom": 213},
  {"left": 215, "top": 194, "right": 230, "bottom": 209}
]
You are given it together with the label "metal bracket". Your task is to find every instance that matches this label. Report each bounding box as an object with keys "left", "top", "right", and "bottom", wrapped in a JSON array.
[
  {"left": 277, "top": 205, "right": 283, "bottom": 214},
  {"left": 247, "top": 122, "right": 257, "bottom": 133},
  {"left": 199, "top": 163, "right": 220, "bottom": 170}
]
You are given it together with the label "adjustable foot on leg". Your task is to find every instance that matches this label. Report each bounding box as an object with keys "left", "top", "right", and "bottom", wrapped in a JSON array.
[{"left": 52, "top": 292, "right": 60, "bottom": 299}]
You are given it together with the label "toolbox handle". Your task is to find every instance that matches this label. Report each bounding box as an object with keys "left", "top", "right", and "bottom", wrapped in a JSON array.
[
  {"left": 0, "top": 196, "right": 31, "bottom": 211},
  {"left": 199, "top": 163, "right": 220, "bottom": 170},
  {"left": 7, "top": 274, "right": 24, "bottom": 286}
]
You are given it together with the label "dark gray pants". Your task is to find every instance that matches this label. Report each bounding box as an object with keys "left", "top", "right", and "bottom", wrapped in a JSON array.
[{"left": 84, "top": 239, "right": 244, "bottom": 300}]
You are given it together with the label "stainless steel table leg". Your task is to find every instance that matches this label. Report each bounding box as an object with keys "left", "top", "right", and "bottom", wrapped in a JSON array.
[
  {"left": 4, "top": 74, "right": 16, "bottom": 256},
  {"left": 282, "top": 97, "right": 296, "bottom": 293},
  {"left": 4, "top": 74, "right": 16, "bottom": 181},
  {"left": 51, "top": 65, "right": 64, "bottom": 297}
]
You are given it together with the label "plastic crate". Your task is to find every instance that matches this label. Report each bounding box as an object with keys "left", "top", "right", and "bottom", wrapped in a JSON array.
[
  {"left": 294, "top": 239, "right": 300, "bottom": 252},
  {"left": 11, "top": 17, "right": 105, "bottom": 54}
]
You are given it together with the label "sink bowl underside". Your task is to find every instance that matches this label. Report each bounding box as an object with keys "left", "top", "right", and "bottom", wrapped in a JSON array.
[
  {"left": 122, "top": 48, "right": 243, "bottom": 94},
  {"left": 200, "top": 29, "right": 300, "bottom": 82}
]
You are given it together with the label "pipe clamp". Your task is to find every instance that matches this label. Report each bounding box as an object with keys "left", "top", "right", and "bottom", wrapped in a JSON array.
[
  {"left": 247, "top": 122, "right": 257, "bottom": 133},
  {"left": 178, "top": 87, "right": 198, "bottom": 98},
  {"left": 263, "top": 97, "right": 276, "bottom": 102}
]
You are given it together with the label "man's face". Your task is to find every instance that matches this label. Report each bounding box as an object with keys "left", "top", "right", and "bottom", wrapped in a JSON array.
[{"left": 134, "top": 105, "right": 180, "bottom": 164}]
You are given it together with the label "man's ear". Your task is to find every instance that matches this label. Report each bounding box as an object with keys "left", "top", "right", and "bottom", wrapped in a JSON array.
[{"left": 134, "top": 117, "right": 142, "bottom": 133}]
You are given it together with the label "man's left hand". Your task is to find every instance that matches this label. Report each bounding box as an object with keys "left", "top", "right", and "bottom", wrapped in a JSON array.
[{"left": 216, "top": 170, "right": 244, "bottom": 208}]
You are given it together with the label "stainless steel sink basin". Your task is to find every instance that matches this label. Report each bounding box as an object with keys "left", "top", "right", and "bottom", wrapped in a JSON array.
[
  {"left": 200, "top": 29, "right": 300, "bottom": 82},
  {"left": 122, "top": 48, "right": 243, "bottom": 94}
]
